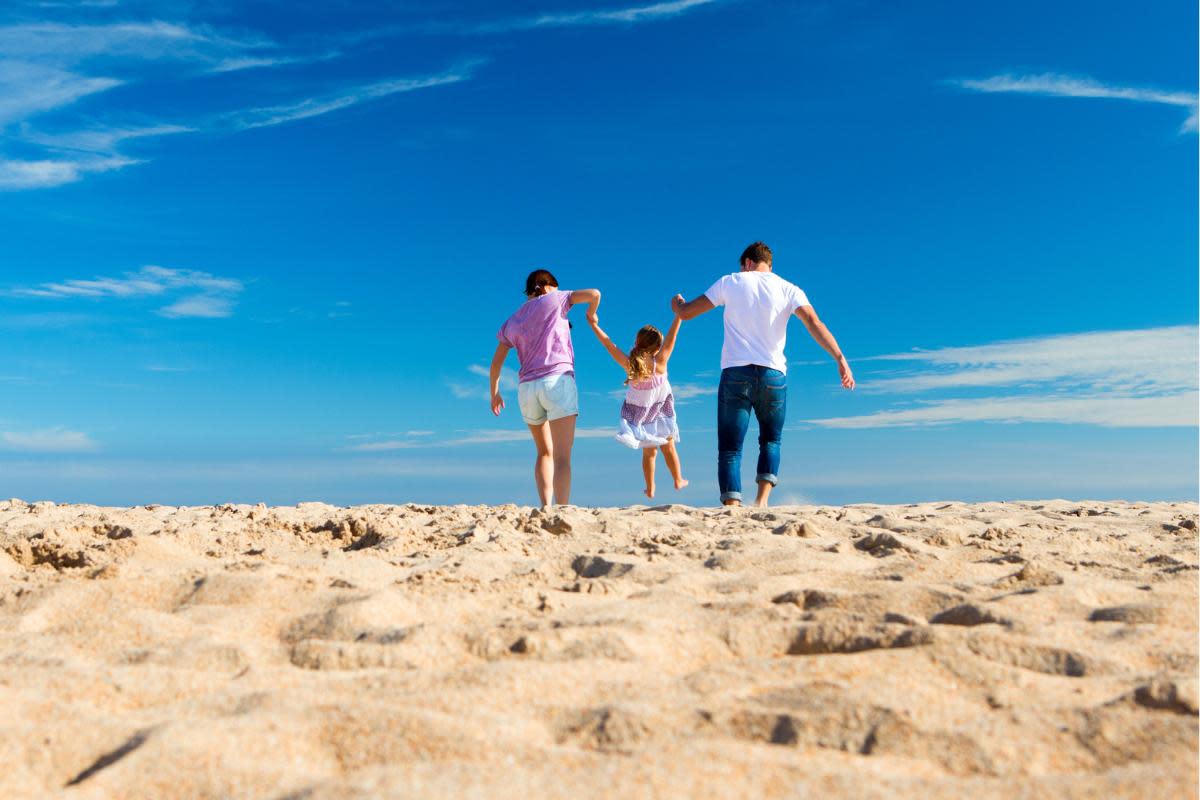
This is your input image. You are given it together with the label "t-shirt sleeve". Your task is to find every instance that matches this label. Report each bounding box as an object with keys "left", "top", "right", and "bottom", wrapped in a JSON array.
[
  {"left": 497, "top": 321, "right": 512, "bottom": 347},
  {"left": 558, "top": 290, "right": 572, "bottom": 317},
  {"left": 704, "top": 276, "right": 728, "bottom": 307},
  {"left": 790, "top": 283, "right": 811, "bottom": 310}
]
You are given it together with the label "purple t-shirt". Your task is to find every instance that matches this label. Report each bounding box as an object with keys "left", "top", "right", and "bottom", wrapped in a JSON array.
[{"left": 497, "top": 290, "right": 576, "bottom": 383}]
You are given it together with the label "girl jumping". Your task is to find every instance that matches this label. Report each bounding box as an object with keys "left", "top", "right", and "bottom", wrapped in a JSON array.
[{"left": 587, "top": 313, "right": 688, "bottom": 499}]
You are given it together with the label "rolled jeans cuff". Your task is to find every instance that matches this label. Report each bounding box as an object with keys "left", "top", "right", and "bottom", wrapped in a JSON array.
[
  {"left": 720, "top": 491, "right": 743, "bottom": 503},
  {"left": 756, "top": 473, "right": 778, "bottom": 487}
]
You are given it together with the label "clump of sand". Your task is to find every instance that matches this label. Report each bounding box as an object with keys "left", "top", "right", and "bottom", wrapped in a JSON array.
[{"left": 0, "top": 499, "right": 1195, "bottom": 798}]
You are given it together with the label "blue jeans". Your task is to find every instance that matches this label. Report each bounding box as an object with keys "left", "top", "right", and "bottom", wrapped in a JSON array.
[{"left": 717, "top": 365, "right": 786, "bottom": 503}]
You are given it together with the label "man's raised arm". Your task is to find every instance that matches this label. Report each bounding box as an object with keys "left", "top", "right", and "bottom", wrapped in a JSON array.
[
  {"left": 794, "top": 305, "right": 855, "bottom": 390},
  {"left": 671, "top": 293, "right": 715, "bottom": 321}
]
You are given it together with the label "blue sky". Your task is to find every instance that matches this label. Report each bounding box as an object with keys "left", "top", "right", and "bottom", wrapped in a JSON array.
[{"left": 1, "top": 0, "right": 1196, "bottom": 506}]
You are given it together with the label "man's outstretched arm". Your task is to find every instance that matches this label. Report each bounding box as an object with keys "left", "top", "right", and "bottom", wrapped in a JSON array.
[
  {"left": 794, "top": 305, "right": 855, "bottom": 390},
  {"left": 671, "top": 294, "right": 715, "bottom": 321}
]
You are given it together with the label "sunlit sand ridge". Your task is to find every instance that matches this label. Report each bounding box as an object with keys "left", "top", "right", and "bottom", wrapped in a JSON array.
[{"left": 0, "top": 498, "right": 1196, "bottom": 798}]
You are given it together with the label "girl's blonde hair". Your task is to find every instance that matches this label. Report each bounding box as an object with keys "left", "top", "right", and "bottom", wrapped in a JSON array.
[{"left": 626, "top": 325, "right": 663, "bottom": 383}]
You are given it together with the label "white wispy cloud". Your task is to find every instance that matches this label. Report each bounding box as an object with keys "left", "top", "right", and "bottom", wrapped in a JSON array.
[
  {"left": 809, "top": 326, "right": 1199, "bottom": 430},
  {"left": 348, "top": 427, "right": 615, "bottom": 451},
  {"left": 222, "top": 62, "right": 482, "bottom": 131},
  {"left": 865, "top": 326, "right": 1197, "bottom": 395},
  {"left": 953, "top": 72, "right": 1199, "bottom": 133},
  {"left": 1, "top": 426, "right": 97, "bottom": 452},
  {"left": 10, "top": 265, "right": 244, "bottom": 318},
  {"left": 813, "top": 393, "right": 1198, "bottom": 429},
  {"left": 448, "top": 363, "right": 519, "bottom": 400},
  {"left": 0, "top": 60, "right": 120, "bottom": 124},
  {"left": 157, "top": 295, "right": 235, "bottom": 319},
  {"left": 0, "top": 10, "right": 482, "bottom": 190},
  {"left": 0, "top": 154, "right": 136, "bottom": 190},
  {"left": 471, "top": 0, "right": 725, "bottom": 33}
]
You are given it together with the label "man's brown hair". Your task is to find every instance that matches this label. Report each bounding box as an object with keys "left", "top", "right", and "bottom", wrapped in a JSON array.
[{"left": 740, "top": 241, "right": 772, "bottom": 266}]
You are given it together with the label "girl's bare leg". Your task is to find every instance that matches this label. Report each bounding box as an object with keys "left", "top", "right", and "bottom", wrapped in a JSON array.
[
  {"left": 661, "top": 439, "right": 688, "bottom": 490},
  {"left": 642, "top": 447, "right": 657, "bottom": 498},
  {"left": 527, "top": 422, "right": 553, "bottom": 507},
  {"left": 548, "top": 414, "right": 576, "bottom": 505}
]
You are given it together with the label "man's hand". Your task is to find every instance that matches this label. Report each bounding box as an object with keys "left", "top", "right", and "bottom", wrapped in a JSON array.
[
  {"left": 491, "top": 392, "right": 505, "bottom": 416},
  {"left": 837, "top": 356, "right": 855, "bottom": 390},
  {"left": 671, "top": 294, "right": 685, "bottom": 316}
]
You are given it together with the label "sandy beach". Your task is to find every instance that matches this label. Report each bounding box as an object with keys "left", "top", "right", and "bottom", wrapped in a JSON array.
[{"left": 0, "top": 498, "right": 1195, "bottom": 798}]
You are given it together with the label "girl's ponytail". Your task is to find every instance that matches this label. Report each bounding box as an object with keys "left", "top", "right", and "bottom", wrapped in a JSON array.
[{"left": 626, "top": 325, "right": 664, "bottom": 384}]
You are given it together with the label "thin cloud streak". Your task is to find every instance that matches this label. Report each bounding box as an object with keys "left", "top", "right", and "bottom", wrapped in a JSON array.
[
  {"left": 449, "top": 363, "right": 518, "bottom": 400},
  {"left": 10, "top": 265, "right": 244, "bottom": 319},
  {"left": 472, "top": 0, "right": 725, "bottom": 33},
  {"left": 866, "top": 326, "right": 1198, "bottom": 395},
  {"left": 810, "top": 326, "right": 1199, "bottom": 430},
  {"left": 1, "top": 426, "right": 97, "bottom": 452},
  {"left": 810, "top": 393, "right": 1199, "bottom": 429},
  {"left": 222, "top": 62, "right": 481, "bottom": 131},
  {"left": 348, "top": 427, "right": 615, "bottom": 450},
  {"left": 953, "top": 72, "right": 1198, "bottom": 133}
]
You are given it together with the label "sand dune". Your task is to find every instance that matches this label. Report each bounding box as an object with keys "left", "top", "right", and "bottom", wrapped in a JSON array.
[{"left": 0, "top": 498, "right": 1195, "bottom": 799}]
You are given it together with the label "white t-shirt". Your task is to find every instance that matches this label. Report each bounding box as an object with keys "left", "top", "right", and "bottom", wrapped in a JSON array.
[{"left": 704, "top": 271, "right": 810, "bottom": 373}]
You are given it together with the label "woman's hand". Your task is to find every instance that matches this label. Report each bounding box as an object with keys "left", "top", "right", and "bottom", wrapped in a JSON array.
[{"left": 491, "top": 392, "right": 505, "bottom": 416}]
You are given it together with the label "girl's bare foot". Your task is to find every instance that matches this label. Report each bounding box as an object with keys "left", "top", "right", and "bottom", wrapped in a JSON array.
[
  {"left": 644, "top": 484, "right": 655, "bottom": 499},
  {"left": 674, "top": 478, "right": 689, "bottom": 490}
]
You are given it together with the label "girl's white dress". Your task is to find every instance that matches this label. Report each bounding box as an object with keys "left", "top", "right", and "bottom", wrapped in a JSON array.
[{"left": 615, "top": 373, "right": 681, "bottom": 449}]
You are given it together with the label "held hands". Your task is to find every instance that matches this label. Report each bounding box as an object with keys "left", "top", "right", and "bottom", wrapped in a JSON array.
[
  {"left": 671, "top": 294, "right": 686, "bottom": 317},
  {"left": 490, "top": 392, "right": 505, "bottom": 416}
]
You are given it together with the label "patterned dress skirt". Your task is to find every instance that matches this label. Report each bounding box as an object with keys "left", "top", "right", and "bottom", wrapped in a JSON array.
[{"left": 615, "top": 373, "right": 681, "bottom": 449}]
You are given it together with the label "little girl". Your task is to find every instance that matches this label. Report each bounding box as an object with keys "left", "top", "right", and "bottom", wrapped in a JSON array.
[{"left": 587, "top": 314, "right": 688, "bottom": 499}]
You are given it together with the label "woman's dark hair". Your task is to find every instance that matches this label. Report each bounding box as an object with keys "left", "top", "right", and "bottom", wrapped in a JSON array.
[{"left": 524, "top": 269, "right": 559, "bottom": 297}]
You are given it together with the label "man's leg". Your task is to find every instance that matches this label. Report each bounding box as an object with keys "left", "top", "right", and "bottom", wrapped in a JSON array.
[
  {"left": 717, "top": 368, "right": 753, "bottom": 506},
  {"left": 752, "top": 368, "right": 787, "bottom": 508}
]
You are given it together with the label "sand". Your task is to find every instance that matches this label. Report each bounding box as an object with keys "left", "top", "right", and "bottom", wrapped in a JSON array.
[{"left": 0, "top": 498, "right": 1195, "bottom": 799}]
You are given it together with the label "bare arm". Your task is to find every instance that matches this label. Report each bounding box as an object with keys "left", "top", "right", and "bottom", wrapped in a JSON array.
[
  {"left": 489, "top": 342, "right": 512, "bottom": 415},
  {"left": 587, "top": 316, "right": 631, "bottom": 371},
  {"left": 569, "top": 289, "right": 601, "bottom": 321},
  {"left": 794, "top": 305, "right": 854, "bottom": 390},
  {"left": 670, "top": 293, "right": 715, "bottom": 321},
  {"left": 655, "top": 315, "right": 683, "bottom": 370}
]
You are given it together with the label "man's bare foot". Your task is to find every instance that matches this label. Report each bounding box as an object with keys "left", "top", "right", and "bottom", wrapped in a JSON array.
[
  {"left": 722, "top": 498, "right": 741, "bottom": 507},
  {"left": 644, "top": 484, "right": 655, "bottom": 499},
  {"left": 674, "top": 478, "right": 689, "bottom": 490}
]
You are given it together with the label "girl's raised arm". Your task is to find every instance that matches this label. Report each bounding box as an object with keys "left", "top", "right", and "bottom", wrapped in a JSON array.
[
  {"left": 655, "top": 315, "right": 683, "bottom": 370},
  {"left": 587, "top": 317, "right": 630, "bottom": 371}
]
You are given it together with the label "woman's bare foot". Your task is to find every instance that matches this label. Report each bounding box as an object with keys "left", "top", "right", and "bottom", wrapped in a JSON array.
[
  {"left": 674, "top": 478, "right": 689, "bottom": 490},
  {"left": 644, "top": 483, "right": 655, "bottom": 499}
]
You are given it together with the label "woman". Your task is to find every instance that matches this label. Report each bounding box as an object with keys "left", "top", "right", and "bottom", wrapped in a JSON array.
[{"left": 489, "top": 269, "right": 600, "bottom": 506}]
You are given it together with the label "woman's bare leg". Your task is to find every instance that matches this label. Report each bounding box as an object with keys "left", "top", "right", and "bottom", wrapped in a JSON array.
[
  {"left": 641, "top": 447, "right": 658, "bottom": 498},
  {"left": 548, "top": 414, "right": 576, "bottom": 505},
  {"left": 660, "top": 439, "right": 688, "bottom": 490},
  {"left": 527, "top": 422, "right": 553, "bottom": 507}
]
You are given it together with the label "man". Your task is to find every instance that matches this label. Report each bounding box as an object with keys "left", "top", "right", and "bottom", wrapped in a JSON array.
[{"left": 672, "top": 241, "right": 854, "bottom": 507}]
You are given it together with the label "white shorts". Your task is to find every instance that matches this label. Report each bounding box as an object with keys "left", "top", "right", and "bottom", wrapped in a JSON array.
[{"left": 517, "top": 373, "right": 579, "bottom": 425}]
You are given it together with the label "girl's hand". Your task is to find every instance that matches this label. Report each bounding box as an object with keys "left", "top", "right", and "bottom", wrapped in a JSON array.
[
  {"left": 586, "top": 309, "right": 599, "bottom": 325},
  {"left": 491, "top": 392, "right": 505, "bottom": 416}
]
